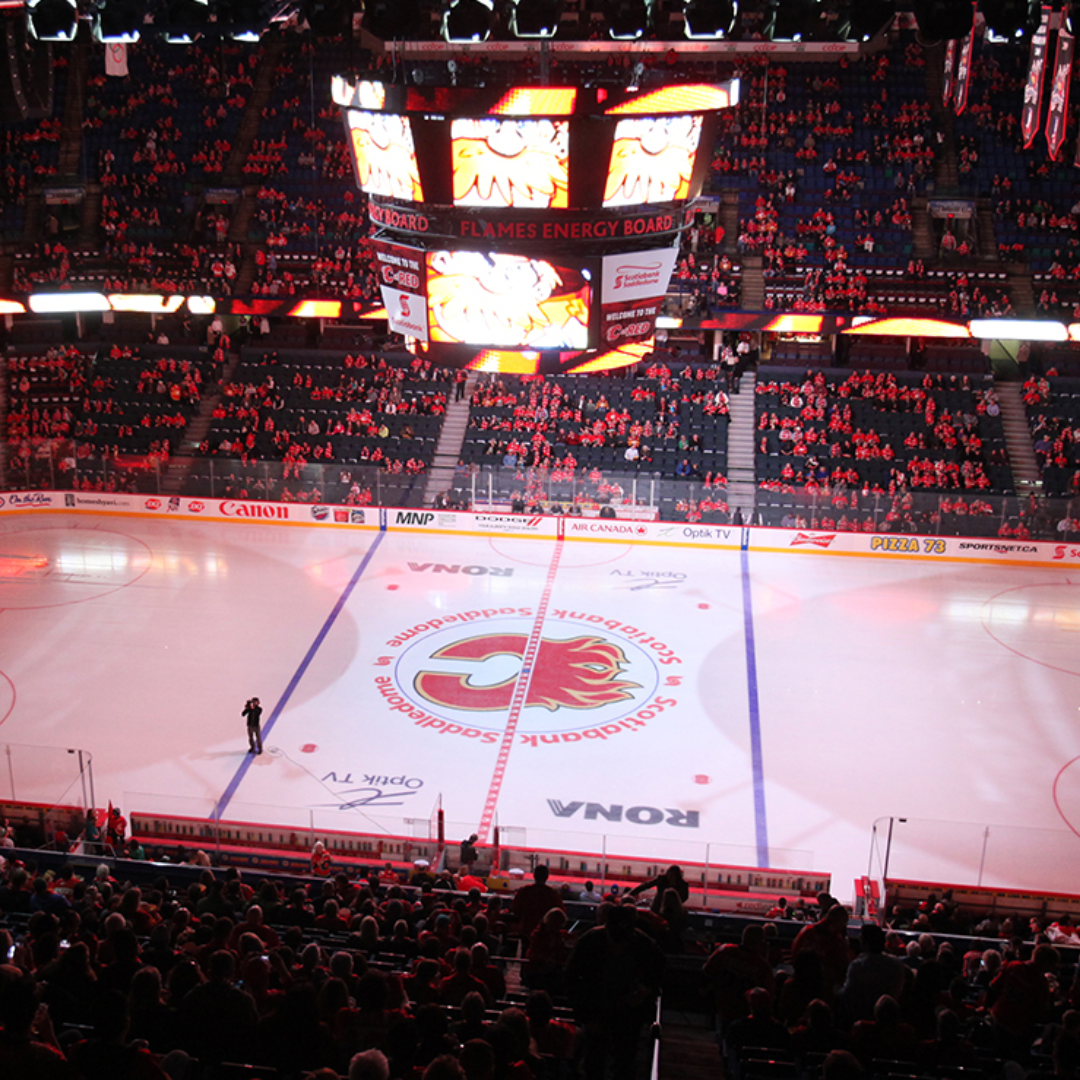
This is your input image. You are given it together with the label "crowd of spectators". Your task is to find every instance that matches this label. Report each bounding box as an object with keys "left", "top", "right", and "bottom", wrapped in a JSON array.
[
  {"left": 193, "top": 350, "right": 451, "bottom": 487},
  {"left": 1023, "top": 374, "right": 1080, "bottom": 497},
  {"left": 755, "top": 369, "right": 1013, "bottom": 510},
  {"left": 6, "top": 344, "right": 226, "bottom": 493},
  {"left": 709, "top": 891, "right": 1080, "bottom": 1080},
  {"left": 1, "top": 826, "right": 1078, "bottom": 1080},
  {"left": 0, "top": 839, "right": 683, "bottom": 1080}
]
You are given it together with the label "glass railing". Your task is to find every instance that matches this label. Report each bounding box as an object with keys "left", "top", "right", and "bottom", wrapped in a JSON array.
[
  {"left": 7, "top": 443, "right": 1080, "bottom": 541},
  {"left": 868, "top": 815, "right": 1080, "bottom": 895}
]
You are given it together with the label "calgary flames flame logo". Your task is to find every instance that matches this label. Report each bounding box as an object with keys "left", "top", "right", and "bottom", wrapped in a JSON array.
[
  {"left": 348, "top": 111, "right": 424, "bottom": 202},
  {"left": 603, "top": 115, "right": 703, "bottom": 207},
  {"left": 414, "top": 633, "right": 641, "bottom": 712},
  {"left": 426, "top": 250, "right": 589, "bottom": 349},
  {"left": 452, "top": 118, "right": 569, "bottom": 209}
]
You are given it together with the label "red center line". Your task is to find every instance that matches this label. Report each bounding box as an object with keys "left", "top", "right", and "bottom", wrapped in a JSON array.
[{"left": 476, "top": 537, "right": 564, "bottom": 843}]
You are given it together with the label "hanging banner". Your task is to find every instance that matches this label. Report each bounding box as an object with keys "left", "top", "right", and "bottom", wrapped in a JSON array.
[
  {"left": 954, "top": 31, "right": 975, "bottom": 115},
  {"left": 942, "top": 39, "right": 957, "bottom": 107},
  {"left": 1047, "top": 30, "right": 1074, "bottom": 161},
  {"left": 1022, "top": 6, "right": 1052, "bottom": 148},
  {"left": 105, "top": 44, "right": 128, "bottom": 78}
]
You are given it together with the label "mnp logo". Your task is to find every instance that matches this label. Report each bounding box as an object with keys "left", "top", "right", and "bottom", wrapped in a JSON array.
[{"left": 389, "top": 616, "right": 661, "bottom": 736}]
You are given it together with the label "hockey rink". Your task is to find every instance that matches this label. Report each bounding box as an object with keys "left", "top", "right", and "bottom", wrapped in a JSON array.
[{"left": 2, "top": 506, "right": 1080, "bottom": 903}]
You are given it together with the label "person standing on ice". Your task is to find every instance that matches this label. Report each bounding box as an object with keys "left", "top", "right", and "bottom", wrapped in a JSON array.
[{"left": 243, "top": 697, "right": 263, "bottom": 754}]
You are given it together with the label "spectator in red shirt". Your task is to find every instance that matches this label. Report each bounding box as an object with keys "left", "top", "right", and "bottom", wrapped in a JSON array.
[{"left": 510, "top": 865, "right": 564, "bottom": 942}]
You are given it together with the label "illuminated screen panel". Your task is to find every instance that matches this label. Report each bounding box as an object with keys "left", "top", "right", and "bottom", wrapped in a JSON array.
[
  {"left": 345, "top": 110, "right": 424, "bottom": 202},
  {"left": 426, "top": 250, "right": 591, "bottom": 350},
  {"left": 844, "top": 317, "right": 971, "bottom": 338},
  {"left": 564, "top": 340, "right": 654, "bottom": 374},
  {"left": 332, "top": 77, "right": 386, "bottom": 109},
  {"left": 606, "top": 83, "right": 737, "bottom": 116},
  {"left": 489, "top": 87, "right": 577, "bottom": 116},
  {"left": 604, "top": 115, "right": 703, "bottom": 208},
  {"left": 451, "top": 118, "right": 569, "bottom": 209}
]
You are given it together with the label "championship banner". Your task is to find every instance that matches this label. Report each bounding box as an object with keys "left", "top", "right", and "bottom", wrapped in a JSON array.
[
  {"left": 105, "top": 44, "right": 128, "bottom": 78},
  {"left": 942, "top": 39, "right": 957, "bottom": 107},
  {"left": 1047, "top": 30, "right": 1074, "bottom": 161},
  {"left": 1023, "top": 6, "right": 1052, "bottom": 148},
  {"left": 954, "top": 29, "right": 975, "bottom": 115}
]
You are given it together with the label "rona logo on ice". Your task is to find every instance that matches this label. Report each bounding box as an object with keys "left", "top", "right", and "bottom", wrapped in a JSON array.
[{"left": 415, "top": 634, "right": 639, "bottom": 712}]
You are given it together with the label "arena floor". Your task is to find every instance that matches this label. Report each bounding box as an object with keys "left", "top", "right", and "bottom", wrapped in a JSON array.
[{"left": 2, "top": 510, "right": 1080, "bottom": 904}]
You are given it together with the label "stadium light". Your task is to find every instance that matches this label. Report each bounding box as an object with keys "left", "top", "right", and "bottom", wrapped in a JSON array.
[
  {"left": 94, "top": 0, "right": 142, "bottom": 42},
  {"left": 981, "top": 0, "right": 1028, "bottom": 41},
  {"left": 29, "top": 292, "right": 110, "bottom": 314},
  {"left": 769, "top": 0, "right": 817, "bottom": 41},
  {"left": 911, "top": 0, "right": 975, "bottom": 40},
  {"left": 27, "top": 0, "right": 78, "bottom": 41},
  {"left": 683, "top": 0, "right": 737, "bottom": 39},
  {"left": 163, "top": 0, "right": 209, "bottom": 43},
  {"left": 363, "top": 0, "right": 421, "bottom": 38},
  {"left": 509, "top": 0, "right": 563, "bottom": 38},
  {"left": 442, "top": 0, "right": 494, "bottom": 41},
  {"left": 302, "top": 0, "right": 355, "bottom": 35},
  {"left": 217, "top": 0, "right": 267, "bottom": 40},
  {"left": 849, "top": 0, "right": 894, "bottom": 41},
  {"left": 606, "top": 0, "right": 652, "bottom": 39},
  {"left": 969, "top": 318, "right": 1067, "bottom": 342}
]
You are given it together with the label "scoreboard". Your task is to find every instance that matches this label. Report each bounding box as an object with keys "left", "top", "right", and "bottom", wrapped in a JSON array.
[{"left": 333, "top": 76, "right": 738, "bottom": 364}]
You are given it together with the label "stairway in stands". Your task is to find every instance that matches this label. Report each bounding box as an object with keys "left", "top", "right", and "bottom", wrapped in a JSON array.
[
  {"left": 720, "top": 190, "right": 739, "bottom": 255},
  {"left": 658, "top": 1010, "right": 722, "bottom": 1080},
  {"left": 994, "top": 380, "right": 1042, "bottom": 496},
  {"left": 161, "top": 351, "right": 245, "bottom": 495},
  {"left": 226, "top": 38, "right": 287, "bottom": 295},
  {"left": 740, "top": 256, "right": 765, "bottom": 311},
  {"left": 0, "top": 357, "right": 8, "bottom": 490},
  {"left": 422, "top": 371, "right": 480, "bottom": 507},
  {"left": 725, "top": 370, "right": 757, "bottom": 519}
]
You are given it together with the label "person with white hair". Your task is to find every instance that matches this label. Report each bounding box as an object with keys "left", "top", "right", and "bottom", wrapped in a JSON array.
[
  {"left": 311, "top": 841, "right": 331, "bottom": 877},
  {"left": 348, "top": 1048, "right": 390, "bottom": 1080}
]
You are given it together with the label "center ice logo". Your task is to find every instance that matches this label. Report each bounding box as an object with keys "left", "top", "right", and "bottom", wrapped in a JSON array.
[
  {"left": 388, "top": 616, "right": 662, "bottom": 735},
  {"left": 415, "top": 633, "right": 640, "bottom": 712}
]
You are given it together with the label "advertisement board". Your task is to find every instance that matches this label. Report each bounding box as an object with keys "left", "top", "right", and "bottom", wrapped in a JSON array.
[
  {"left": 5, "top": 493, "right": 1080, "bottom": 568},
  {"left": 599, "top": 245, "right": 679, "bottom": 346},
  {"left": 372, "top": 240, "right": 430, "bottom": 343}
]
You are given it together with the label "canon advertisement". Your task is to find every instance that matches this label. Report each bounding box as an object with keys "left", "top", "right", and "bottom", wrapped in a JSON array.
[
  {"left": 373, "top": 240, "right": 430, "bottom": 343},
  {"left": 599, "top": 246, "right": 679, "bottom": 346}
]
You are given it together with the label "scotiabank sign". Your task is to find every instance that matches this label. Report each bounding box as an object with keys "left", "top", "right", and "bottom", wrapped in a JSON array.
[{"left": 601, "top": 247, "right": 679, "bottom": 304}]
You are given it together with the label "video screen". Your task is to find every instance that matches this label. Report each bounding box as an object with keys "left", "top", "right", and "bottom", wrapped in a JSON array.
[
  {"left": 426, "top": 250, "right": 591, "bottom": 350},
  {"left": 603, "top": 115, "right": 704, "bottom": 207},
  {"left": 451, "top": 118, "right": 569, "bottom": 209},
  {"left": 345, "top": 109, "right": 424, "bottom": 203}
]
